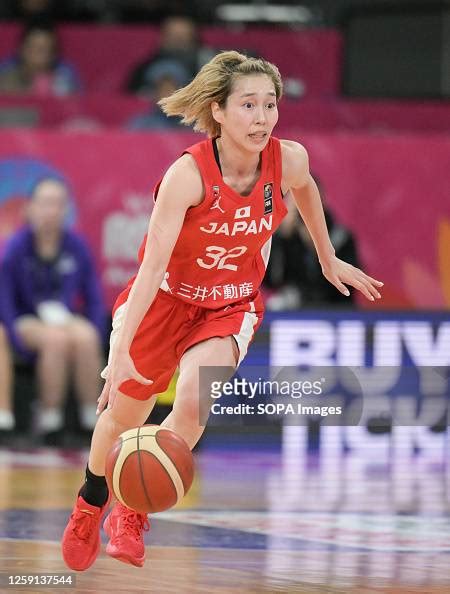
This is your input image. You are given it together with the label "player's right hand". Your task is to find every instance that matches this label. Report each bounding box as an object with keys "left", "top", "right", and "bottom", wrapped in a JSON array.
[{"left": 96, "top": 350, "right": 153, "bottom": 414}]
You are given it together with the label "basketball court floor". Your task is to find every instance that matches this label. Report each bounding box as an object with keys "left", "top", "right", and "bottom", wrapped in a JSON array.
[{"left": 0, "top": 427, "right": 449, "bottom": 593}]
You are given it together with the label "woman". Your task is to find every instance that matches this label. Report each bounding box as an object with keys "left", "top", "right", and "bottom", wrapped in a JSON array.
[
  {"left": 0, "top": 178, "right": 105, "bottom": 443},
  {"left": 62, "top": 51, "right": 382, "bottom": 571},
  {"left": 0, "top": 21, "right": 81, "bottom": 96}
]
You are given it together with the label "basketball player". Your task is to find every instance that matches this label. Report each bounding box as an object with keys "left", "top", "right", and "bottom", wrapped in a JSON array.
[{"left": 62, "top": 51, "right": 383, "bottom": 570}]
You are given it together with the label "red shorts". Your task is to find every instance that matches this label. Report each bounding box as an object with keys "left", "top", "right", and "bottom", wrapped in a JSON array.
[{"left": 101, "top": 289, "right": 264, "bottom": 400}]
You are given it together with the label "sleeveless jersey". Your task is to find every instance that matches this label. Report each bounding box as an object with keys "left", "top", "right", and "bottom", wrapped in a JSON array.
[{"left": 138, "top": 136, "right": 287, "bottom": 310}]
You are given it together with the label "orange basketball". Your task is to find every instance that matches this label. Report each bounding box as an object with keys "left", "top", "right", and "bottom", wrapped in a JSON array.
[{"left": 105, "top": 425, "right": 194, "bottom": 514}]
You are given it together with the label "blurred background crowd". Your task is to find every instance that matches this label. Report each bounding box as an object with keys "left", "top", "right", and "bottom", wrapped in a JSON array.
[
  {"left": 0, "top": 0, "right": 424, "bottom": 25},
  {"left": 0, "top": 0, "right": 448, "bottom": 447}
]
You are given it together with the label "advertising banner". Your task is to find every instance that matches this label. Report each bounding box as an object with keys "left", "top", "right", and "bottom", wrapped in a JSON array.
[{"left": 0, "top": 130, "right": 448, "bottom": 309}]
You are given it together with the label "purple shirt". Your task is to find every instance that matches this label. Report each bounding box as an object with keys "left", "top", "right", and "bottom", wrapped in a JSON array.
[{"left": 0, "top": 226, "right": 106, "bottom": 359}]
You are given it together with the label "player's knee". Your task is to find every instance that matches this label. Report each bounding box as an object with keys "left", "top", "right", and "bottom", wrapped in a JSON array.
[
  {"left": 174, "top": 380, "right": 201, "bottom": 424},
  {"left": 102, "top": 409, "right": 130, "bottom": 442}
]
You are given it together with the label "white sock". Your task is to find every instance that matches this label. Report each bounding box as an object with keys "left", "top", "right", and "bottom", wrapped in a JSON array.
[
  {"left": 80, "top": 403, "right": 97, "bottom": 430},
  {"left": 37, "top": 408, "right": 63, "bottom": 432},
  {"left": 0, "top": 409, "right": 14, "bottom": 430}
]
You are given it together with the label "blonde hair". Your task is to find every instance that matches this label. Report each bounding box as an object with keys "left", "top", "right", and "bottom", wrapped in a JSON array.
[{"left": 159, "top": 50, "right": 283, "bottom": 138}]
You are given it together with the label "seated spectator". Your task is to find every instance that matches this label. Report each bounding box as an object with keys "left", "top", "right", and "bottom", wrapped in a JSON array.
[
  {"left": 264, "top": 180, "right": 360, "bottom": 310},
  {"left": 126, "top": 64, "right": 189, "bottom": 130},
  {"left": 0, "top": 322, "right": 14, "bottom": 443},
  {"left": 0, "top": 178, "right": 106, "bottom": 445},
  {"left": 0, "top": 20, "right": 82, "bottom": 96},
  {"left": 126, "top": 14, "right": 214, "bottom": 97}
]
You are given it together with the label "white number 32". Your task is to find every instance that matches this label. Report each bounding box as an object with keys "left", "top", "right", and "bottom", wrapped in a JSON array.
[{"left": 197, "top": 245, "right": 247, "bottom": 271}]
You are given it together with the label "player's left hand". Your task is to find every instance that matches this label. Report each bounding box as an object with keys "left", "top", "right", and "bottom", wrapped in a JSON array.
[
  {"left": 321, "top": 255, "right": 383, "bottom": 301},
  {"left": 96, "top": 349, "right": 153, "bottom": 415}
]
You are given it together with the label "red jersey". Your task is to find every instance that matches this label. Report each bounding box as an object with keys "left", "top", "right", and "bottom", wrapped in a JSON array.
[{"left": 138, "top": 136, "right": 287, "bottom": 309}]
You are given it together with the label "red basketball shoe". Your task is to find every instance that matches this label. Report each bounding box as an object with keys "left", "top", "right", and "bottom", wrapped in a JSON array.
[
  {"left": 103, "top": 502, "right": 150, "bottom": 567},
  {"left": 62, "top": 493, "right": 110, "bottom": 571}
]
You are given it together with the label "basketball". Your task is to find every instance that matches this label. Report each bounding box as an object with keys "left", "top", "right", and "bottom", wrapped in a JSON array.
[{"left": 105, "top": 425, "right": 194, "bottom": 514}]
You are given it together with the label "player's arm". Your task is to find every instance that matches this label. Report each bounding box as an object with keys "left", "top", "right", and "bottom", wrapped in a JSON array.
[
  {"left": 97, "top": 154, "right": 203, "bottom": 412},
  {"left": 280, "top": 139, "right": 383, "bottom": 301},
  {"left": 113, "top": 153, "right": 203, "bottom": 353}
]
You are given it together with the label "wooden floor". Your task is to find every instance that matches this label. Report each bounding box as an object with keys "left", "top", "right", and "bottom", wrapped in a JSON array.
[{"left": 0, "top": 430, "right": 449, "bottom": 593}]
